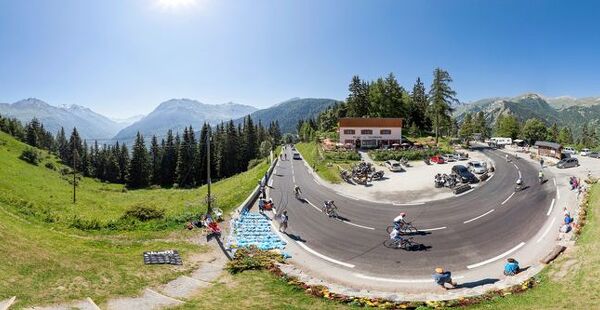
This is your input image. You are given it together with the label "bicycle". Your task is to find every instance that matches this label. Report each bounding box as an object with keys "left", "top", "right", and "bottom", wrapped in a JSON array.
[
  {"left": 386, "top": 222, "right": 418, "bottom": 235},
  {"left": 383, "top": 237, "right": 415, "bottom": 250},
  {"left": 294, "top": 190, "right": 301, "bottom": 200},
  {"left": 322, "top": 205, "right": 339, "bottom": 218}
]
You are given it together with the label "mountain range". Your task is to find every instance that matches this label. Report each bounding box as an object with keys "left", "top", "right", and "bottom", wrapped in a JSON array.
[
  {"left": 456, "top": 93, "right": 600, "bottom": 134},
  {"left": 0, "top": 98, "right": 126, "bottom": 140},
  {"left": 233, "top": 98, "right": 339, "bottom": 134}
]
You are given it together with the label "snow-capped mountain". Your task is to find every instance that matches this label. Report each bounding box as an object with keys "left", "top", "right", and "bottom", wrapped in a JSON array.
[
  {"left": 113, "top": 99, "right": 258, "bottom": 141},
  {"left": 0, "top": 98, "right": 126, "bottom": 140}
]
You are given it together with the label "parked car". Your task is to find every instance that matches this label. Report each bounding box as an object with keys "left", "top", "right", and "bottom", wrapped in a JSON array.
[
  {"left": 589, "top": 151, "right": 600, "bottom": 158},
  {"left": 292, "top": 152, "right": 301, "bottom": 160},
  {"left": 384, "top": 160, "right": 404, "bottom": 172},
  {"left": 455, "top": 153, "right": 469, "bottom": 161},
  {"left": 468, "top": 161, "right": 488, "bottom": 174},
  {"left": 430, "top": 155, "right": 445, "bottom": 164},
  {"left": 580, "top": 148, "right": 591, "bottom": 156},
  {"left": 452, "top": 165, "right": 479, "bottom": 183},
  {"left": 563, "top": 147, "right": 576, "bottom": 155},
  {"left": 442, "top": 154, "right": 456, "bottom": 162},
  {"left": 557, "top": 157, "right": 579, "bottom": 169}
]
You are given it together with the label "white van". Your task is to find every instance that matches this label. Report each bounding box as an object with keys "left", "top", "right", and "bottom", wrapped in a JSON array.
[
  {"left": 580, "top": 148, "right": 591, "bottom": 156},
  {"left": 563, "top": 147, "right": 576, "bottom": 155}
]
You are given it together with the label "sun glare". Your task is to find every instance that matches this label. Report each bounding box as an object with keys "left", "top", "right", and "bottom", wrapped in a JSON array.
[{"left": 156, "top": 0, "right": 197, "bottom": 10}]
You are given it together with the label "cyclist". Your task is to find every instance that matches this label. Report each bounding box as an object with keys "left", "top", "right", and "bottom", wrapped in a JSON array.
[
  {"left": 393, "top": 212, "right": 407, "bottom": 230},
  {"left": 538, "top": 170, "right": 544, "bottom": 183},
  {"left": 516, "top": 177, "right": 523, "bottom": 190},
  {"left": 389, "top": 227, "right": 403, "bottom": 244},
  {"left": 323, "top": 200, "right": 336, "bottom": 215},
  {"left": 294, "top": 185, "right": 302, "bottom": 198}
]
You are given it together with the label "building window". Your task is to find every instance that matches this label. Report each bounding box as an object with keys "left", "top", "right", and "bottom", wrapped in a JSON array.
[
  {"left": 343, "top": 129, "right": 355, "bottom": 135},
  {"left": 344, "top": 139, "right": 354, "bottom": 144},
  {"left": 361, "top": 129, "right": 373, "bottom": 135},
  {"left": 380, "top": 129, "right": 392, "bottom": 135}
]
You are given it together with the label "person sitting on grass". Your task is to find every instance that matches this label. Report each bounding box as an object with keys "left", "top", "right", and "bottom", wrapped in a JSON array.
[
  {"left": 504, "top": 258, "right": 521, "bottom": 276},
  {"left": 432, "top": 267, "right": 457, "bottom": 290}
]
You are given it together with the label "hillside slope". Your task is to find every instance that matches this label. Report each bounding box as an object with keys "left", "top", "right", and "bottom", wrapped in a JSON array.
[{"left": 234, "top": 98, "right": 339, "bottom": 133}]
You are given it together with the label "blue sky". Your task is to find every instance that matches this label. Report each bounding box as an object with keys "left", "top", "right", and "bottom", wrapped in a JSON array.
[{"left": 1, "top": 0, "right": 599, "bottom": 118}]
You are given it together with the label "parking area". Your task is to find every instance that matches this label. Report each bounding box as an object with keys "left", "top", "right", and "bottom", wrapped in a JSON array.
[{"left": 328, "top": 148, "right": 495, "bottom": 204}]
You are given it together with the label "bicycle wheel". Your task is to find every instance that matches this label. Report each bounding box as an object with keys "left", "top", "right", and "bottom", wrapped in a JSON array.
[
  {"left": 383, "top": 239, "right": 400, "bottom": 249},
  {"left": 386, "top": 225, "right": 394, "bottom": 234},
  {"left": 400, "top": 239, "right": 414, "bottom": 251}
]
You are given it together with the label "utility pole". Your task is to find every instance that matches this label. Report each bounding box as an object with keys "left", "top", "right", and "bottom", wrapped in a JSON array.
[
  {"left": 72, "top": 149, "right": 78, "bottom": 204},
  {"left": 206, "top": 132, "right": 212, "bottom": 214}
]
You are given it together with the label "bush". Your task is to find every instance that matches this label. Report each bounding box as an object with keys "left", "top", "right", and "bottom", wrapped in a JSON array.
[
  {"left": 323, "top": 150, "right": 361, "bottom": 161},
  {"left": 44, "top": 161, "right": 56, "bottom": 170},
  {"left": 121, "top": 205, "right": 165, "bottom": 221},
  {"left": 369, "top": 149, "right": 441, "bottom": 161},
  {"left": 60, "top": 167, "right": 72, "bottom": 175},
  {"left": 226, "top": 246, "right": 285, "bottom": 274},
  {"left": 19, "top": 148, "right": 41, "bottom": 165}
]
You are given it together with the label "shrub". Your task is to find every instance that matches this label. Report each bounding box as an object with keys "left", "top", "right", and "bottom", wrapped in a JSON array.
[
  {"left": 226, "top": 246, "right": 285, "bottom": 274},
  {"left": 121, "top": 205, "right": 165, "bottom": 221},
  {"left": 369, "top": 149, "right": 441, "bottom": 161},
  {"left": 19, "top": 148, "right": 41, "bottom": 165},
  {"left": 44, "top": 161, "right": 56, "bottom": 170},
  {"left": 323, "top": 150, "right": 361, "bottom": 161},
  {"left": 60, "top": 167, "right": 72, "bottom": 175}
]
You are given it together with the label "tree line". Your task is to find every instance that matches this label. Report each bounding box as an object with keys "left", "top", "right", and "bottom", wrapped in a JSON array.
[
  {"left": 0, "top": 113, "right": 281, "bottom": 189},
  {"left": 297, "top": 68, "right": 458, "bottom": 144}
]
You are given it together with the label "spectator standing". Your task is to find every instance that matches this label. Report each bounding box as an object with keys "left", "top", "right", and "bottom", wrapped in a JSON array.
[
  {"left": 504, "top": 258, "right": 521, "bottom": 276},
  {"left": 540, "top": 158, "right": 544, "bottom": 168},
  {"left": 432, "top": 267, "right": 457, "bottom": 290},
  {"left": 279, "top": 211, "right": 288, "bottom": 233}
]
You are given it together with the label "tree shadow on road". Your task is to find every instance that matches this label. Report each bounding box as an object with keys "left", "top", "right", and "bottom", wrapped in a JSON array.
[{"left": 457, "top": 278, "right": 499, "bottom": 288}]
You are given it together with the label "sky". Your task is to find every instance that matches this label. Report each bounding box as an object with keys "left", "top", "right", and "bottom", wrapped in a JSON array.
[{"left": 1, "top": 0, "right": 599, "bottom": 118}]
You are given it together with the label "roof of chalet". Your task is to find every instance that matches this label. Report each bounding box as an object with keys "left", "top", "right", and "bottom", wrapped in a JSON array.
[
  {"left": 339, "top": 117, "right": 403, "bottom": 128},
  {"left": 534, "top": 141, "right": 562, "bottom": 150}
]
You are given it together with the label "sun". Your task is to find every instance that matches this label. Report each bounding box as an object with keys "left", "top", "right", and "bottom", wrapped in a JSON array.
[{"left": 156, "top": 0, "right": 197, "bottom": 9}]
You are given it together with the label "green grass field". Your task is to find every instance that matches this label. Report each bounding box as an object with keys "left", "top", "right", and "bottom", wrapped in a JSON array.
[
  {"left": 294, "top": 142, "right": 353, "bottom": 184},
  {"left": 0, "top": 131, "right": 269, "bottom": 307}
]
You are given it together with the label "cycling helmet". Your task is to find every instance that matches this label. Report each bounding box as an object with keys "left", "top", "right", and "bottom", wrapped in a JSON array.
[{"left": 399, "top": 212, "right": 406, "bottom": 216}]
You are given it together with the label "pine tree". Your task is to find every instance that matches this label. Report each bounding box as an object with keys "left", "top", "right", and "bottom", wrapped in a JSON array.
[
  {"left": 150, "top": 135, "right": 162, "bottom": 185},
  {"left": 56, "top": 127, "right": 69, "bottom": 162},
  {"left": 118, "top": 144, "right": 129, "bottom": 183},
  {"left": 428, "top": 68, "right": 459, "bottom": 144},
  {"left": 346, "top": 75, "right": 370, "bottom": 117},
  {"left": 25, "top": 118, "right": 41, "bottom": 147},
  {"left": 80, "top": 140, "right": 92, "bottom": 176},
  {"left": 195, "top": 124, "right": 210, "bottom": 186},
  {"left": 459, "top": 113, "right": 474, "bottom": 140},
  {"left": 175, "top": 127, "right": 196, "bottom": 188},
  {"left": 160, "top": 130, "right": 177, "bottom": 186},
  {"left": 67, "top": 128, "right": 83, "bottom": 167},
  {"left": 243, "top": 116, "right": 257, "bottom": 167},
  {"left": 548, "top": 123, "right": 559, "bottom": 142},
  {"left": 410, "top": 77, "right": 429, "bottom": 133},
  {"left": 127, "top": 132, "right": 149, "bottom": 188}
]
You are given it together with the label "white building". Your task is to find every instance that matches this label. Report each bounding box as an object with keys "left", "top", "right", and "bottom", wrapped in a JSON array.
[{"left": 338, "top": 118, "right": 403, "bottom": 149}]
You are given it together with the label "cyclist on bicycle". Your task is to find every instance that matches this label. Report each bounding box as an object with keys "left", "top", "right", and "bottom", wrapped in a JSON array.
[
  {"left": 393, "top": 212, "right": 407, "bottom": 230},
  {"left": 538, "top": 170, "right": 544, "bottom": 182},
  {"left": 323, "top": 200, "right": 336, "bottom": 215},
  {"left": 294, "top": 185, "right": 301, "bottom": 197},
  {"left": 389, "top": 227, "right": 403, "bottom": 242}
]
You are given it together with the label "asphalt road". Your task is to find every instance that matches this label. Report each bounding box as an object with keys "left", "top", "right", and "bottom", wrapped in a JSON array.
[{"left": 270, "top": 147, "right": 555, "bottom": 276}]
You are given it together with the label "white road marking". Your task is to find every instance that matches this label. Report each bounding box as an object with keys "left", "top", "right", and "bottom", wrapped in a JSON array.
[
  {"left": 463, "top": 209, "right": 495, "bottom": 224},
  {"left": 487, "top": 173, "right": 494, "bottom": 181},
  {"left": 537, "top": 217, "right": 556, "bottom": 243},
  {"left": 268, "top": 179, "right": 273, "bottom": 187},
  {"left": 546, "top": 198, "right": 555, "bottom": 216},
  {"left": 292, "top": 175, "right": 296, "bottom": 183},
  {"left": 353, "top": 273, "right": 464, "bottom": 283},
  {"left": 339, "top": 220, "right": 376, "bottom": 230},
  {"left": 273, "top": 169, "right": 277, "bottom": 175},
  {"left": 501, "top": 192, "right": 515, "bottom": 205},
  {"left": 553, "top": 177, "right": 556, "bottom": 186},
  {"left": 518, "top": 170, "right": 522, "bottom": 178},
  {"left": 455, "top": 188, "right": 475, "bottom": 197},
  {"left": 467, "top": 242, "right": 526, "bottom": 269},
  {"left": 393, "top": 202, "right": 426, "bottom": 206},
  {"left": 419, "top": 226, "right": 447, "bottom": 232},
  {"left": 296, "top": 241, "right": 355, "bottom": 268},
  {"left": 305, "top": 199, "right": 375, "bottom": 230}
]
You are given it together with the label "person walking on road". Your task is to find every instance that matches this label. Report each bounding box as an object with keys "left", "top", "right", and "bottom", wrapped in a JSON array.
[
  {"left": 504, "top": 258, "right": 521, "bottom": 276},
  {"left": 433, "top": 267, "right": 457, "bottom": 290},
  {"left": 540, "top": 157, "right": 544, "bottom": 168},
  {"left": 279, "top": 210, "right": 288, "bottom": 233}
]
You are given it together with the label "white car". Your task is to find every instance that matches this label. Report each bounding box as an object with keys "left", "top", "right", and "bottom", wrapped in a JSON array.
[
  {"left": 580, "top": 148, "right": 591, "bottom": 156},
  {"left": 292, "top": 152, "right": 301, "bottom": 160},
  {"left": 468, "top": 161, "right": 487, "bottom": 174},
  {"left": 442, "top": 154, "right": 456, "bottom": 162},
  {"left": 384, "top": 160, "right": 403, "bottom": 172},
  {"left": 563, "top": 147, "right": 576, "bottom": 155}
]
